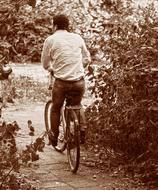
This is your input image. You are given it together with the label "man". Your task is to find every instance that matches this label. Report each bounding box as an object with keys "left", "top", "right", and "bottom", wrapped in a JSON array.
[{"left": 41, "top": 14, "right": 91, "bottom": 146}]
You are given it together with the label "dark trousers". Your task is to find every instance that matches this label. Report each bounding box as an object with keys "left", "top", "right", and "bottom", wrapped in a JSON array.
[{"left": 51, "top": 78, "right": 85, "bottom": 138}]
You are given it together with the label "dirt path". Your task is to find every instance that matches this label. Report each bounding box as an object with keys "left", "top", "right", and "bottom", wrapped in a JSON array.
[{"left": 3, "top": 101, "right": 148, "bottom": 190}]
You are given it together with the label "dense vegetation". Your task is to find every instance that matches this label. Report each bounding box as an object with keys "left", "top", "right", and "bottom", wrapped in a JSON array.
[
  {"left": 85, "top": 0, "right": 158, "bottom": 186},
  {"left": 0, "top": 0, "right": 158, "bottom": 188}
]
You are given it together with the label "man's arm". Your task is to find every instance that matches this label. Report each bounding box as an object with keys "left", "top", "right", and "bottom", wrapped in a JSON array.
[
  {"left": 81, "top": 39, "right": 91, "bottom": 68},
  {"left": 41, "top": 38, "right": 52, "bottom": 71}
]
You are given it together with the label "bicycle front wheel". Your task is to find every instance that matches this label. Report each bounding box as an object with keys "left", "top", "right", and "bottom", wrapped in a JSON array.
[
  {"left": 44, "top": 100, "right": 66, "bottom": 152},
  {"left": 66, "top": 109, "right": 80, "bottom": 173}
]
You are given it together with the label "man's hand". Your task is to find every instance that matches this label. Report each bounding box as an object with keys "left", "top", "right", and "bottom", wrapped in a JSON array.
[{"left": 83, "top": 57, "right": 91, "bottom": 68}]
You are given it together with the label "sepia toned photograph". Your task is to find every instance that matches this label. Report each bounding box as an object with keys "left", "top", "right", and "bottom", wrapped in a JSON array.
[{"left": 0, "top": 0, "right": 158, "bottom": 189}]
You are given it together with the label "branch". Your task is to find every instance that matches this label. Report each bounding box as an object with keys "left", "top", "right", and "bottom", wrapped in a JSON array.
[{"left": 0, "top": 159, "right": 19, "bottom": 189}]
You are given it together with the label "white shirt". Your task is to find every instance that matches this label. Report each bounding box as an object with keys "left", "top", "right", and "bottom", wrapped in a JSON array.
[{"left": 41, "top": 30, "right": 91, "bottom": 81}]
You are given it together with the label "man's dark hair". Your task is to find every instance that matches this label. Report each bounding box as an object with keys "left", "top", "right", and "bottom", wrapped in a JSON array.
[{"left": 53, "top": 14, "right": 69, "bottom": 30}]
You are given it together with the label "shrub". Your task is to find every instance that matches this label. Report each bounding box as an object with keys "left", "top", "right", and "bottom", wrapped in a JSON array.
[{"left": 85, "top": 0, "right": 158, "bottom": 186}]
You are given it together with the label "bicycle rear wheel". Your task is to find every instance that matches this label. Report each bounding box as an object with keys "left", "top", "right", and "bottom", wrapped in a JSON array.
[
  {"left": 44, "top": 100, "right": 66, "bottom": 152},
  {"left": 66, "top": 109, "right": 80, "bottom": 173}
]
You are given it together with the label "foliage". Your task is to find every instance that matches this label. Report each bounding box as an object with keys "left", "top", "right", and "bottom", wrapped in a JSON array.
[
  {"left": 13, "top": 76, "right": 50, "bottom": 100},
  {"left": 0, "top": 75, "right": 48, "bottom": 189},
  {"left": 0, "top": 0, "right": 37, "bottom": 63},
  {"left": 0, "top": 119, "right": 37, "bottom": 190},
  {"left": 0, "top": 116, "right": 45, "bottom": 190},
  {"left": 0, "top": 0, "right": 130, "bottom": 63},
  {"left": 0, "top": 74, "right": 50, "bottom": 121},
  {"left": 85, "top": 0, "right": 158, "bottom": 186},
  {"left": 0, "top": 0, "right": 89, "bottom": 63},
  {"left": 7, "top": 75, "right": 50, "bottom": 101}
]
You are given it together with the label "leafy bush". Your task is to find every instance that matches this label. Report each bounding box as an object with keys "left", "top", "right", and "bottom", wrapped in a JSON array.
[
  {"left": 10, "top": 75, "right": 50, "bottom": 101},
  {"left": 85, "top": 0, "right": 158, "bottom": 186},
  {"left": 0, "top": 118, "right": 45, "bottom": 190},
  {"left": 0, "top": 75, "right": 50, "bottom": 111}
]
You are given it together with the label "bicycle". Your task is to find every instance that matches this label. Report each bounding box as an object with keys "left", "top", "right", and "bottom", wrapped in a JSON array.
[{"left": 44, "top": 75, "right": 85, "bottom": 173}]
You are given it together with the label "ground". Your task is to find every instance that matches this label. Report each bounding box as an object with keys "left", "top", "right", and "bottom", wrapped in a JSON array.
[{"left": 2, "top": 100, "right": 149, "bottom": 190}]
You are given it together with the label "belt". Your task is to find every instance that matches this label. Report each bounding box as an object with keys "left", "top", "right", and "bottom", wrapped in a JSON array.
[{"left": 55, "top": 76, "right": 84, "bottom": 83}]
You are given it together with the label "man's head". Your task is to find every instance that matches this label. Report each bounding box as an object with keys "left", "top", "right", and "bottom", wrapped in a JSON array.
[{"left": 53, "top": 14, "right": 69, "bottom": 31}]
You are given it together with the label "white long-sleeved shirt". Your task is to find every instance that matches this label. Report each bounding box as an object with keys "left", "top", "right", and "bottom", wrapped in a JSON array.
[{"left": 41, "top": 30, "right": 91, "bottom": 81}]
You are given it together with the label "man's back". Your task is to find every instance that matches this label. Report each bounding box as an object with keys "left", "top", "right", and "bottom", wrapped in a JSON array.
[{"left": 42, "top": 30, "right": 91, "bottom": 81}]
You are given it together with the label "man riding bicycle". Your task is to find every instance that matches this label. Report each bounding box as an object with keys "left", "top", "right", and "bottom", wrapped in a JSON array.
[{"left": 41, "top": 14, "right": 91, "bottom": 146}]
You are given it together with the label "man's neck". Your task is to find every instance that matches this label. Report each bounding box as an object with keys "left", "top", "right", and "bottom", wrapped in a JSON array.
[{"left": 55, "top": 29, "right": 68, "bottom": 32}]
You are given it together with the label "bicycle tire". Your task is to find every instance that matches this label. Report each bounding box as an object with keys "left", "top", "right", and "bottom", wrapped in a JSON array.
[
  {"left": 44, "top": 100, "right": 66, "bottom": 152},
  {"left": 44, "top": 100, "right": 52, "bottom": 133},
  {"left": 66, "top": 109, "right": 80, "bottom": 173}
]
